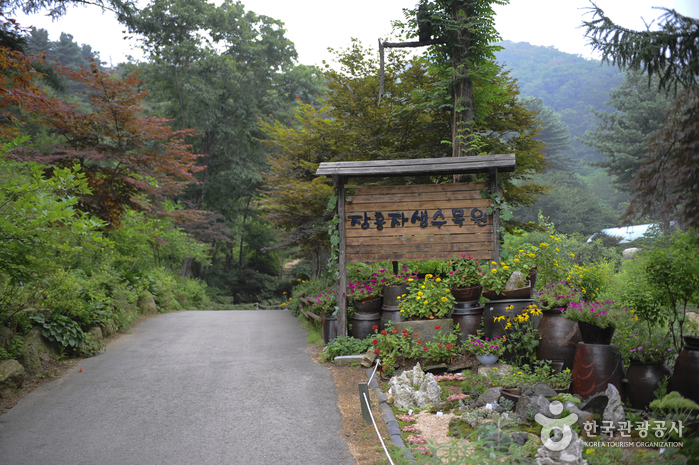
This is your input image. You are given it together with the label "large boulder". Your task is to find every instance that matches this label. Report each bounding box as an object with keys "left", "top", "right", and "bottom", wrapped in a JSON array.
[
  {"left": 0, "top": 359, "right": 25, "bottom": 398},
  {"left": 602, "top": 384, "right": 625, "bottom": 431},
  {"left": 137, "top": 290, "right": 158, "bottom": 315},
  {"left": 535, "top": 428, "right": 588, "bottom": 465},
  {"left": 0, "top": 326, "right": 13, "bottom": 350},
  {"left": 17, "top": 343, "right": 42, "bottom": 376},
  {"left": 86, "top": 326, "right": 103, "bottom": 341},
  {"left": 25, "top": 326, "right": 60, "bottom": 357}
]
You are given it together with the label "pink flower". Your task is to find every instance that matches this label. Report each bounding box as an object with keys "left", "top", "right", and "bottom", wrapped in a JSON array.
[{"left": 374, "top": 348, "right": 380, "bottom": 355}]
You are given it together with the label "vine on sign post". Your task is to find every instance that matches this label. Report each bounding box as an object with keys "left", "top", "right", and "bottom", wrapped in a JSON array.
[{"left": 481, "top": 189, "right": 512, "bottom": 242}]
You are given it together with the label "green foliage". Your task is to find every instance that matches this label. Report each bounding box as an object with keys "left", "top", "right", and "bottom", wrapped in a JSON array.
[
  {"left": 398, "top": 274, "right": 455, "bottom": 320},
  {"left": 552, "top": 393, "right": 581, "bottom": 405},
  {"left": 149, "top": 267, "right": 211, "bottom": 311},
  {"left": 564, "top": 301, "right": 632, "bottom": 329},
  {"left": 649, "top": 391, "right": 699, "bottom": 416},
  {"left": 322, "top": 336, "right": 372, "bottom": 362},
  {"left": 29, "top": 312, "right": 85, "bottom": 353},
  {"left": 0, "top": 336, "right": 24, "bottom": 361},
  {"left": 493, "top": 303, "right": 541, "bottom": 366},
  {"left": 286, "top": 279, "right": 330, "bottom": 317},
  {"left": 614, "top": 319, "right": 673, "bottom": 366}
]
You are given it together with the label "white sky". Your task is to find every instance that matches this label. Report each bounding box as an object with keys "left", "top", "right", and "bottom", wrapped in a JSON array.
[{"left": 12, "top": 0, "right": 699, "bottom": 68}]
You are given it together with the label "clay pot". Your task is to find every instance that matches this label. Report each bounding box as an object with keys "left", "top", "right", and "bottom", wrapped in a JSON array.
[
  {"left": 382, "top": 284, "right": 408, "bottom": 311},
  {"left": 452, "top": 305, "right": 484, "bottom": 342},
  {"left": 671, "top": 339, "right": 699, "bottom": 405},
  {"left": 572, "top": 342, "right": 625, "bottom": 399},
  {"left": 482, "top": 287, "right": 532, "bottom": 300},
  {"left": 353, "top": 296, "right": 382, "bottom": 314},
  {"left": 351, "top": 312, "right": 381, "bottom": 340},
  {"left": 451, "top": 285, "right": 482, "bottom": 302},
  {"left": 625, "top": 363, "right": 673, "bottom": 410},
  {"left": 476, "top": 354, "right": 498, "bottom": 366},
  {"left": 380, "top": 308, "right": 404, "bottom": 330},
  {"left": 482, "top": 298, "right": 536, "bottom": 340},
  {"left": 577, "top": 321, "right": 615, "bottom": 345},
  {"left": 322, "top": 314, "right": 338, "bottom": 344},
  {"left": 536, "top": 309, "right": 582, "bottom": 371}
]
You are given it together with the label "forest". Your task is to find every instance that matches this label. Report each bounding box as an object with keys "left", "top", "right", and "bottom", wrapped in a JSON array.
[{"left": 0, "top": 0, "right": 697, "bottom": 359}]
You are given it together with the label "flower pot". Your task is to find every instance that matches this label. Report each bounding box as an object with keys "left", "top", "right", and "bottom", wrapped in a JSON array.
[
  {"left": 476, "top": 354, "right": 498, "bottom": 366},
  {"left": 382, "top": 284, "right": 408, "bottom": 311},
  {"left": 536, "top": 309, "right": 582, "bottom": 371},
  {"left": 353, "top": 296, "right": 382, "bottom": 314},
  {"left": 380, "top": 307, "right": 404, "bottom": 330},
  {"left": 572, "top": 342, "right": 625, "bottom": 399},
  {"left": 483, "top": 286, "right": 532, "bottom": 300},
  {"left": 482, "top": 298, "right": 536, "bottom": 340},
  {"left": 577, "top": 321, "right": 615, "bottom": 345},
  {"left": 351, "top": 312, "right": 381, "bottom": 340},
  {"left": 625, "top": 363, "right": 673, "bottom": 410},
  {"left": 683, "top": 335, "right": 699, "bottom": 350},
  {"left": 451, "top": 285, "right": 482, "bottom": 302},
  {"left": 452, "top": 306, "right": 484, "bottom": 342},
  {"left": 527, "top": 267, "right": 538, "bottom": 291},
  {"left": 322, "top": 314, "right": 338, "bottom": 344},
  {"left": 671, "top": 342, "right": 699, "bottom": 405}
]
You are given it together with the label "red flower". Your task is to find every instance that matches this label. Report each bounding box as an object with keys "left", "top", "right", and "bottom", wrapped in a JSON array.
[
  {"left": 380, "top": 330, "right": 388, "bottom": 336},
  {"left": 434, "top": 325, "right": 441, "bottom": 330},
  {"left": 392, "top": 328, "right": 398, "bottom": 334},
  {"left": 374, "top": 348, "right": 380, "bottom": 355},
  {"left": 372, "top": 339, "right": 378, "bottom": 345},
  {"left": 372, "top": 325, "right": 379, "bottom": 330},
  {"left": 416, "top": 340, "right": 423, "bottom": 344},
  {"left": 446, "top": 344, "right": 454, "bottom": 349},
  {"left": 438, "top": 344, "right": 443, "bottom": 349},
  {"left": 413, "top": 333, "right": 419, "bottom": 338},
  {"left": 423, "top": 347, "right": 428, "bottom": 352}
]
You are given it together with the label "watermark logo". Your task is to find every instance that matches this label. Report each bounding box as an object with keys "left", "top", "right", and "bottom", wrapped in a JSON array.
[{"left": 535, "top": 401, "right": 578, "bottom": 451}]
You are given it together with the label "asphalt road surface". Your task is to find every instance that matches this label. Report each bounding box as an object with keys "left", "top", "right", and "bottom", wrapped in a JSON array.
[{"left": 0, "top": 310, "right": 355, "bottom": 465}]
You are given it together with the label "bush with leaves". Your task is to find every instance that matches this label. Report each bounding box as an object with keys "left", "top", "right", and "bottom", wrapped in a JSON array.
[{"left": 322, "top": 336, "right": 372, "bottom": 362}]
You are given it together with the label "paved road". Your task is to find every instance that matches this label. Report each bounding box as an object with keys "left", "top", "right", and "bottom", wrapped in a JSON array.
[{"left": 0, "top": 310, "right": 355, "bottom": 465}]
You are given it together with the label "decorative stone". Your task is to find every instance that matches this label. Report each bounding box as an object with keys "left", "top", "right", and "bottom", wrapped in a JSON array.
[
  {"left": 578, "top": 393, "right": 608, "bottom": 416},
  {"left": 388, "top": 363, "right": 441, "bottom": 409},
  {"left": 361, "top": 349, "right": 377, "bottom": 367},
  {"left": 0, "top": 359, "right": 25, "bottom": 398},
  {"left": 535, "top": 429, "right": 588, "bottom": 465},
  {"left": 563, "top": 402, "right": 594, "bottom": 428},
  {"left": 137, "top": 290, "right": 157, "bottom": 314},
  {"left": 335, "top": 355, "right": 365, "bottom": 366},
  {"left": 0, "top": 326, "right": 13, "bottom": 350},
  {"left": 87, "top": 326, "right": 103, "bottom": 341},
  {"left": 602, "top": 384, "right": 625, "bottom": 431},
  {"left": 475, "top": 387, "right": 503, "bottom": 407},
  {"left": 17, "top": 343, "right": 42, "bottom": 376},
  {"left": 25, "top": 326, "right": 60, "bottom": 357},
  {"left": 505, "top": 270, "right": 527, "bottom": 290},
  {"left": 516, "top": 394, "right": 551, "bottom": 422},
  {"left": 478, "top": 363, "right": 513, "bottom": 376},
  {"left": 512, "top": 431, "right": 529, "bottom": 445},
  {"left": 534, "top": 382, "right": 559, "bottom": 399}
]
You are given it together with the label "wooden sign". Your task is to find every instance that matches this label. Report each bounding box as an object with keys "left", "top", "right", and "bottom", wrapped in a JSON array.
[{"left": 344, "top": 182, "right": 493, "bottom": 262}]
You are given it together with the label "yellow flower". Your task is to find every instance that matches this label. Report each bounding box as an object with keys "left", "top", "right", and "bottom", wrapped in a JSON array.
[
  {"left": 491, "top": 269, "right": 497, "bottom": 273},
  {"left": 519, "top": 250, "right": 524, "bottom": 253},
  {"left": 435, "top": 277, "right": 441, "bottom": 282},
  {"left": 492, "top": 261, "right": 498, "bottom": 265},
  {"left": 502, "top": 265, "right": 509, "bottom": 271},
  {"left": 421, "top": 285, "right": 426, "bottom": 289},
  {"left": 445, "top": 289, "right": 450, "bottom": 293},
  {"left": 408, "top": 278, "right": 414, "bottom": 282},
  {"left": 282, "top": 291, "right": 287, "bottom": 295},
  {"left": 586, "top": 449, "right": 595, "bottom": 454},
  {"left": 554, "top": 237, "right": 559, "bottom": 242},
  {"left": 441, "top": 296, "right": 448, "bottom": 302},
  {"left": 529, "top": 253, "right": 535, "bottom": 258},
  {"left": 400, "top": 309, "right": 404, "bottom": 313},
  {"left": 514, "top": 258, "right": 520, "bottom": 263},
  {"left": 492, "top": 367, "right": 498, "bottom": 370},
  {"left": 416, "top": 296, "right": 421, "bottom": 300},
  {"left": 281, "top": 303, "right": 286, "bottom": 306},
  {"left": 297, "top": 279, "right": 301, "bottom": 282},
  {"left": 571, "top": 252, "right": 575, "bottom": 258},
  {"left": 417, "top": 291, "right": 424, "bottom": 296},
  {"left": 555, "top": 248, "right": 559, "bottom": 252},
  {"left": 423, "top": 300, "right": 429, "bottom": 305},
  {"left": 505, "top": 322, "right": 512, "bottom": 330},
  {"left": 505, "top": 305, "right": 514, "bottom": 310},
  {"left": 540, "top": 243, "right": 548, "bottom": 248},
  {"left": 397, "top": 296, "right": 401, "bottom": 299},
  {"left": 500, "top": 262, "right": 505, "bottom": 266},
  {"left": 425, "top": 274, "right": 433, "bottom": 279},
  {"left": 517, "top": 372, "right": 523, "bottom": 375}
]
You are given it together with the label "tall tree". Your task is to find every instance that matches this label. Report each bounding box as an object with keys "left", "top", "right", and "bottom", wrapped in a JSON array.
[
  {"left": 583, "top": 71, "right": 672, "bottom": 192},
  {"left": 583, "top": 5, "right": 699, "bottom": 229}
]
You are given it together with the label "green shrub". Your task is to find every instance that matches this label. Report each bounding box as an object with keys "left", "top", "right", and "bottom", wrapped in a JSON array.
[{"left": 322, "top": 336, "right": 372, "bottom": 361}]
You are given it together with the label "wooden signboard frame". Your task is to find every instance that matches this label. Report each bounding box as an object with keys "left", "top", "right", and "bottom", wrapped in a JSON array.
[{"left": 315, "top": 154, "right": 516, "bottom": 337}]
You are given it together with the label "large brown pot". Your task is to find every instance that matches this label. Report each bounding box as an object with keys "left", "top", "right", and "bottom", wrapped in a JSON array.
[
  {"left": 671, "top": 337, "right": 699, "bottom": 405},
  {"left": 351, "top": 312, "right": 381, "bottom": 340},
  {"left": 382, "top": 284, "right": 408, "bottom": 310},
  {"left": 536, "top": 309, "right": 582, "bottom": 371},
  {"left": 322, "top": 314, "right": 338, "bottom": 344},
  {"left": 577, "top": 321, "right": 615, "bottom": 345},
  {"left": 625, "top": 363, "right": 673, "bottom": 410},
  {"left": 451, "top": 285, "right": 482, "bottom": 302},
  {"left": 380, "top": 308, "right": 404, "bottom": 330},
  {"left": 452, "top": 305, "right": 484, "bottom": 342},
  {"left": 572, "top": 342, "right": 625, "bottom": 399},
  {"left": 353, "top": 296, "right": 382, "bottom": 314}
]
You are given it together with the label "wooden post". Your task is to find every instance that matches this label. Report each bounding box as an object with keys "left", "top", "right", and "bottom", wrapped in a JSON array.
[
  {"left": 489, "top": 168, "right": 500, "bottom": 263},
  {"left": 336, "top": 176, "right": 348, "bottom": 337},
  {"left": 392, "top": 261, "right": 399, "bottom": 275}
]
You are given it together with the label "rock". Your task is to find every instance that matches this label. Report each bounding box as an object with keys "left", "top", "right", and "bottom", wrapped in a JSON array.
[
  {"left": 476, "top": 387, "right": 503, "bottom": 407},
  {"left": 388, "top": 363, "right": 441, "bottom": 409},
  {"left": 535, "top": 429, "right": 588, "bottom": 465},
  {"left": 534, "top": 383, "right": 559, "bottom": 399},
  {"left": 602, "top": 384, "right": 625, "bottom": 431},
  {"left": 505, "top": 270, "right": 527, "bottom": 290},
  {"left": 361, "top": 349, "right": 377, "bottom": 367},
  {"left": 0, "top": 359, "right": 25, "bottom": 398},
  {"left": 102, "top": 323, "right": 116, "bottom": 337},
  {"left": 512, "top": 431, "right": 529, "bottom": 445},
  {"left": 478, "top": 363, "right": 513, "bottom": 376},
  {"left": 578, "top": 393, "right": 608, "bottom": 416},
  {"left": 25, "top": 325, "right": 60, "bottom": 357},
  {"left": 622, "top": 248, "right": 640, "bottom": 259},
  {"left": 564, "top": 402, "right": 594, "bottom": 429},
  {"left": 87, "top": 326, "right": 103, "bottom": 341},
  {"left": 0, "top": 326, "right": 13, "bottom": 350},
  {"left": 17, "top": 343, "right": 42, "bottom": 376},
  {"left": 137, "top": 290, "right": 158, "bottom": 314},
  {"left": 335, "top": 355, "right": 365, "bottom": 366},
  {"left": 391, "top": 383, "right": 416, "bottom": 410},
  {"left": 517, "top": 394, "right": 551, "bottom": 422},
  {"left": 423, "top": 364, "right": 448, "bottom": 375}
]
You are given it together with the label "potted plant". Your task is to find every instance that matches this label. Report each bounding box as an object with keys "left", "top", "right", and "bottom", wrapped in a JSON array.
[
  {"left": 311, "top": 290, "right": 338, "bottom": 344},
  {"left": 616, "top": 322, "right": 673, "bottom": 409},
  {"left": 378, "top": 266, "right": 417, "bottom": 309},
  {"left": 535, "top": 282, "right": 583, "bottom": 370},
  {"left": 445, "top": 255, "right": 484, "bottom": 301},
  {"left": 562, "top": 300, "right": 631, "bottom": 344},
  {"left": 397, "top": 274, "right": 455, "bottom": 320},
  {"left": 347, "top": 279, "right": 383, "bottom": 313},
  {"left": 481, "top": 259, "right": 533, "bottom": 300},
  {"left": 467, "top": 333, "right": 506, "bottom": 366}
]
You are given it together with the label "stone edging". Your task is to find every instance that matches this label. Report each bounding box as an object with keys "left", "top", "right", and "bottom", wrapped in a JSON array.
[{"left": 366, "top": 368, "right": 417, "bottom": 464}]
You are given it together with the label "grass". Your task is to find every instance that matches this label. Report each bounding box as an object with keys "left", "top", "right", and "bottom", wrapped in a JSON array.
[{"left": 299, "top": 316, "right": 323, "bottom": 345}]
